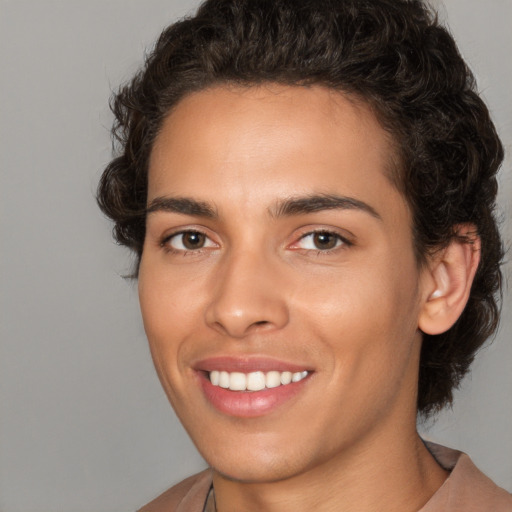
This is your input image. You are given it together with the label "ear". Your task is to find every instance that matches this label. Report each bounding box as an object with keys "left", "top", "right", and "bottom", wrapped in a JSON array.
[{"left": 418, "top": 224, "right": 481, "bottom": 335}]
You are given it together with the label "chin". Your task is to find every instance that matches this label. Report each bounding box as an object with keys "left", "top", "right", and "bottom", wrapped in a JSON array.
[
  {"left": 198, "top": 434, "right": 317, "bottom": 484},
  {"left": 211, "top": 458, "right": 301, "bottom": 484}
]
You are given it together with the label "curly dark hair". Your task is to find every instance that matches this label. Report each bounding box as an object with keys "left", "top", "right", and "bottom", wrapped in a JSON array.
[{"left": 97, "top": 0, "right": 504, "bottom": 416}]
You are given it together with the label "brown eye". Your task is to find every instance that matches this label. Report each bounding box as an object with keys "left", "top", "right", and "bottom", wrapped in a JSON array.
[
  {"left": 166, "top": 230, "right": 215, "bottom": 251},
  {"left": 182, "top": 231, "right": 206, "bottom": 249},
  {"left": 293, "top": 230, "right": 346, "bottom": 251},
  {"left": 312, "top": 232, "right": 339, "bottom": 250}
]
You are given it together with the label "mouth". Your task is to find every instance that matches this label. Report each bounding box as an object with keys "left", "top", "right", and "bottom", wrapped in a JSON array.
[
  {"left": 195, "top": 357, "right": 313, "bottom": 417},
  {"left": 209, "top": 370, "right": 309, "bottom": 391}
]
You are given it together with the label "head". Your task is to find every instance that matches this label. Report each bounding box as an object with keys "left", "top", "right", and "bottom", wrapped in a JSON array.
[{"left": 98, "top": 0, "right": 503, "bottom": 423}]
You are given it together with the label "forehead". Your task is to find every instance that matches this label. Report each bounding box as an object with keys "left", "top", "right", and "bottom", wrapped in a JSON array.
[
  {"left": 152, "top": 84, "right": 392, "bottom": 156},
  {"left": 147, "top": 84, "right": 404, "bottom": 220}
]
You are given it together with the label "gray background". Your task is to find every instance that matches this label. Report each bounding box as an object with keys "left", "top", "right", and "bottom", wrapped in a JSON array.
[{"left": 0, "top": 0, "right": 510, "bottom": 511}]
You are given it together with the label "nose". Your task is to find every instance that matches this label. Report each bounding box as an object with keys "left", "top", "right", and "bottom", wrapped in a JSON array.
[{"left": 205, "top": 249, "right": 289, "bottom": 338}]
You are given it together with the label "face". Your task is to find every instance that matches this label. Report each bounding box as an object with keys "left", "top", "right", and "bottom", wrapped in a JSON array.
[{"left": 139, "top": 85, "right": 428, "bottom": 483}]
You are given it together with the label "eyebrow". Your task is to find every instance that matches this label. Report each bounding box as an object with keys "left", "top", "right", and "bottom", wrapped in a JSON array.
[
  {"left": 145, "top": 193, "right": 381, "bottom": 221},
  {"left": 269, "top": 193, "right": 381, "bottom": 220},
  {"left": 146, "top": 196, "right": 218, "bottom": 218}
]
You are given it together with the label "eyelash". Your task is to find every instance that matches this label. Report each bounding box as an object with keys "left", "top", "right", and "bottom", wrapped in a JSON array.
[
  {"left": 291, "top": 229, "right": 353, "bottom": 254},
  {"left": 160, "top": 229, "right": 216, "bottom": 255},
  {"left": 159, "top": 228, "right": 353, "bottom": 255}
]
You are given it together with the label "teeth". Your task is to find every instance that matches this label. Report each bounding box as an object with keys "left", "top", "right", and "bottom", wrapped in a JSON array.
[
  {"left": 280, "top": 371, "right": 292, "bottom": 385},
  {"left": 292, "top": 371, "right": 308, "bottom": 382},
  {"left": 208, "top": 369, "right": 309, "bottom": 391},
  {"left": 210, "top": 370, "right": 220, "bottom": 386},
  {"left": 219, "top": 371, "right": 230, "bottom": 388},
  {"left": 247, "top": 371, "right": 266, "bottom": 391},
  {"left": 265, "top": 371, "right": 281, "bottom": 388},
  {"left": 229, "top": 372, "right": 246, "bottom": 391}
]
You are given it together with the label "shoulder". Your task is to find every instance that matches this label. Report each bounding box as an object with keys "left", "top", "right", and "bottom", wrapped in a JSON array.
[
  {"left": 138, "top": 470, "right": 212, "bottom": 512},
  {"left": 422, "top": 442, "right": 512, "bottom": 511},
  {"left": 450, "top": 453, "right": 512, "bottom": 510}
]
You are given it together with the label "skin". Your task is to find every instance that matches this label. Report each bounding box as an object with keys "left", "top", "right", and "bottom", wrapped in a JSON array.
[{"left": 138, "top": 84, "right": 450, "bottom": 512}]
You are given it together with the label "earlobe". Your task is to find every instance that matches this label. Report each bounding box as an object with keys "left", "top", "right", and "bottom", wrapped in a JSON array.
[{"left": 419, "top": 225, "right": 481, "bottom": 335}]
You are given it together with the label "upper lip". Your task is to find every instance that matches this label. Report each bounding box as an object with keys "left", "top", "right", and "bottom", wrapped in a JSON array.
[{"left": 194, "top": 356, "right": 313, "bottom": 373}]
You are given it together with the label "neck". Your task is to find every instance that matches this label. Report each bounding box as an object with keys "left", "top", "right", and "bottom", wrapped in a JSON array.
[{"left": 212, "top": 428, "right": 447, "bottom": 512}]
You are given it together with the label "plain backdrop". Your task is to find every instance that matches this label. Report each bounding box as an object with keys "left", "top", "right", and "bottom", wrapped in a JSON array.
[{"left": 0, "top": 1, "right": 511, "bottom": 511}]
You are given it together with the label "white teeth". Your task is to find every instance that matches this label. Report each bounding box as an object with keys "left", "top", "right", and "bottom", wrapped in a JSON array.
[
  {"left": 229, "top": 372, "right": 247, "bottom": 391},
  {"left": 265, "top": 371, "right": 281, "bottom": 388},
  {"left": 219, "top": 371, "right": 230, "bottom": 388},
  {"left": 292, "top": 371, "right": 308, "bottom": 382},
  {"left": 280, "top": 371, "right": 292, "bottom": 385},
  {"left": 209, "top": 369, "right": 309, "bottom": 391},
  {"left": 247, "top": 371, "right": 266, "bottom": 391}
]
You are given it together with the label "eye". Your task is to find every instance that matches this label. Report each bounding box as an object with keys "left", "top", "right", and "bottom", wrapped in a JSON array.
[
  {"left": 294, "top": 231, "right": 346, "bottom": 251},
  {"left": 163, "top": 230, "right": 216, "bottom": 252}
]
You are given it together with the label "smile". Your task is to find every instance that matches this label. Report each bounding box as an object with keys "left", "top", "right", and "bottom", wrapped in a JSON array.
[
  {"left": 209, "top": 370, "right": 309, "bottom": 391},
  {"left": 197, "top": 359, "right": 313, "bottom": 417}
]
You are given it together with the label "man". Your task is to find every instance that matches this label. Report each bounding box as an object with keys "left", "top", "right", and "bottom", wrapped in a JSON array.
[{"left": 98, "top": 0, "right": 511, "bottom": 510}]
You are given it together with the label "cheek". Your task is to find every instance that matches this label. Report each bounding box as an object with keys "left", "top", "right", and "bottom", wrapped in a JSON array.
[
  {"left": 293, "top": 251, "right": 422, "bottom": 371},
  {"left": 139, "top": 256, "right": 204, "bottom": 330},
  {"left": 138, "top": 256, "right": 224, "bottom": 398},
  {"left": 138, "top": 262, "right": 193, "bottom": 376}
]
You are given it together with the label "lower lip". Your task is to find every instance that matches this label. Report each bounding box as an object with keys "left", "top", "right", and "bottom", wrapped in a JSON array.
[{"left": 198, "top": 373, "right": 309, "bottom": 418}]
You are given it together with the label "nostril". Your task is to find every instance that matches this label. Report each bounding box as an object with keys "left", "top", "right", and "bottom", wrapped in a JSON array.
[
  {"left": 246, "top": 320, "right": 273, "bottom": 333},
  {"left": 205, "top": 287, "right": 289, "bottom": 337}
]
